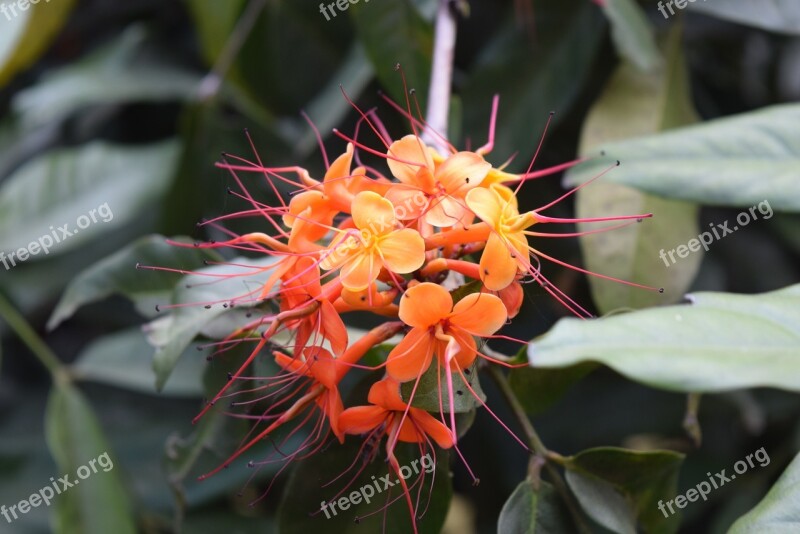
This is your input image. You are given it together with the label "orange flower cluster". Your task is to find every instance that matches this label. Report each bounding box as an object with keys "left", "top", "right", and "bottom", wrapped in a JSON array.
[{"left": 172, "top": 96, "right": 657, "bottom": 529}]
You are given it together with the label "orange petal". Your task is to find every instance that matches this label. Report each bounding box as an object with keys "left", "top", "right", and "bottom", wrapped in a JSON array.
[
  {"left": 386, "top": 327, "right": 435, "bottom": 382},
  {"left": 424, "top": 194, "right": 468, "bottom": 228},
  {"left": 274, "top": 352, "right": 309, "bottom": 376},
  {"left": 368, "top": 379, "right": 408, "bottom": 411},
  {"left": 480, "top": 233, "right": 519, "bottom": 291},
  {"left": 319, "top": 299, "right": 348, "bottom": 357},
  {"left": 351, "top": 191, "right": 396, "bottom": 235},
  {"left": 465, "top": 186, "right": 504, "bottom": 226},
  {"left": 338, "top": 405, "right": 388, "bottom": 435},
  {"left": 385, "top": 185, "right": 428, "bottom": 221},
  {"left": 319, "top": 233, "right": 359, "bottom": 271},
  {"left": 339, "top": 249, "right": 382, "bottom": 291},
  {"left": 409, "top": 408, "right": 454, "bottom": 448},
  {"left": 435, "top": 151, "right": 491, "bottom": 193},
  {"left": 387, "top": 135, "right": 434, "bottom": 184},
  {"left": 379, "top": 229, "right": 425, "bottom": 274},
  {"left": 448, "top": 328, "right": 478, "bottom": 370},
  {"left": 303, "top": 347, "right": 338, "bottom": 389},
  {"left": 398, "top": 282, "right": 452, "bottom": 328},
  {"left": 324, "top": 387, "right": 345, "bottom": 443},
  {"left": 449, "top": 292, "right": 507, "bottom": 336}
]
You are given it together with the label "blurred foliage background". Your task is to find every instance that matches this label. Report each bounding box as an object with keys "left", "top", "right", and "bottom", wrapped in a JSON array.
[{"left": 0, "top": 0, "right": 799, "bottom": 533}]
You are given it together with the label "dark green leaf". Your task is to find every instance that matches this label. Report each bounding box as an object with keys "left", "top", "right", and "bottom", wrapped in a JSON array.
[
  {"left": 565, "top": 447, "right": 685, "bottom": 534},
  {"left": 498, "top": 480, "right": 575, "bottom": 533},
  {"left": 0, "top": 140, "right": 181, "bottom": 259},
  {"left": 45, "top": 383, "right": 136, "bottom": 534},
  {"left": 400, "top": 361, "right": 485, "bottom": 413},
  {"left": 48, "top": 235, "right": 221, "bottom": 330},
  {"left": 688, "top": 0, "right": 800, "bottom": 36},
  {"left": 350, "top": 0, "right": 433, "bottom": 108},
  {"left": 509, "top": 363, "right": 596, "bottom": 416}
]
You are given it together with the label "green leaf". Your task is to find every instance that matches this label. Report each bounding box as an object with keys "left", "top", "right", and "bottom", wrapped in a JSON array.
[
  {"left": 13, "top": 26, "right": 201, "bottom": 127},
  {"left": 350, "top": 0, "right": 433, "bottom": 108},
  {"left": 570, "top": 25, "right": 701, "bottom": 313},
  {"left": 563, "top": 104, "right": 800, "bottom": 212},
  {"left": 0, "top": 0, "right": 76, "bottom": 86},
  {"left": 0, "top": 139, "right": 181, "bottom": 259},
  {"left": 529, "top": 284, "right": 800, "bottom": 393},
  {"left": 601, "top": 0, "right": 662, "bottom": 72},
  {"left": 279, "top": 440, "right": 451, "bottom": 534},
  {"left": 687, "top": 0, "right": 800, "bottom": 36},
  {"left": 45, "top": 383, "right": 136, "bottom": 534},
  {"left": 143, "top": 255, "right": 280, "bottom": 391},
  {"left": 48, "top": 235, "right": 221, "bottom": 330},
  {"left": 509, "top": 363, "right": 596, "bottom": 416},
  {"left": 729, "top": 451, "right": 800, "bottom": 533},
  {"left": 71, "top": 328, "right": 205, "bottom": 397},
  {"left": 498, "top": 480, "right": 575, "bottom": 533},
  {"left": 400, "top": 361, "right": 485, "bottom": 413},
  {"left": 462, "top": 0, "right": 605, "bottom": 159},
  {"left": 564, "top": 447, "right": 685, "bottom": 534},
  {"left": 565, "top": 470, "right": 637, "bottom": 534}
]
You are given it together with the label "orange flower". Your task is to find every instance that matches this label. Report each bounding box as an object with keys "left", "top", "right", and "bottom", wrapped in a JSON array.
[
  {"left": 339, "top": 378, "right": 453, "bottom": 448},
  {"left": 386, "top": 282, "right": 507, "bottom": 382},
  {"left": 320, "top": 191, "right": 425, "bottom": 290},
  {"left": 385, "top": 135, "right": 490, "bottom": 227},
  {"left": 465, "top": 185, "right": 536, "bottom": 291}
]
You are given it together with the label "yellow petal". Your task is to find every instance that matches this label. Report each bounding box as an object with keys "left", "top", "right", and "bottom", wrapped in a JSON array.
[
  {"left": 480, "top": 233, "right": 519, "bottom": 291},
  {"left": 379, "top": 228, "right": 425, "bottom": 274},
  {"left": 387, "top": 135, "right": 434, "bottom": 184},
  {"left": 466, "top": 186, "right": 504, "bottom": 226},
  {"left": 398, "top": 282, "right": 452, "bottom": 328},
  {"left": 351, "top": 191, "right": 396, "bottom": 235}
]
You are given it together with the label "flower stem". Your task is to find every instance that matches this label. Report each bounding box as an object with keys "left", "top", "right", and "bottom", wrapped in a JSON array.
[
  {"left": 0, "top": 293, "right": 68, "bottom": 384},
  {"left": 486, "top": 364, "right": 590, "bottom": 533},
  {"left": 422, "top": 0, "right": 458, "bottom": 154}
]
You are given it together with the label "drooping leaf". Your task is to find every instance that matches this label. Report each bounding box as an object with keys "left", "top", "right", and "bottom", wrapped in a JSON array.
[
  {"left": 498, "top": 480, "right": 575, "bottom": 533},
  {"left": 0, "top": 140, "right": 181, "bottom": 259},
  {"left": 48, "top": 235, "right": 221, "bottom": 330},
  {"left": 71, "top": 328, "right": 205, "bottom": 397},
  {"left": 350, "top": 0, "right": 433, "bottom": 110},
  {"left": 45, "top": 383, "right": 136, "bottom": 534},
  {"left": 570, "top": 24, "right": 701, "bottom": 313},
  {"left": 13, "top": 26, "right": 201, "bottom": 127},
  {"left": 528, "top": 284, "right": 800, "bottom": 393},
  {"left": 143, "top": 255, "right": 280, "bottom": 391},
  {"left": 688, "top": 0, "right": 800, "bottom": 36},
  {"left": 601, "top": 0, "right": 662, "bottom": 72},
  {"left": 462, "top": 0, "right": 605, "bottom": 160},
  {"left": 563, "top": 104, "right": 800, "bottom": 212},
  {"left": 729, "top": 451, "right": 800, "bottom": 533},
  {"left": 564, "top": 447, "right": 685, "bottom": 534}
]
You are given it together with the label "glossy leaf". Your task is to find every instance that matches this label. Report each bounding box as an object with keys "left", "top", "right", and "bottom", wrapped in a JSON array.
[
  {"left": 509, "top": 363, "right": 596, "bottom": 416},
  {"left": 529, "top": 284, "right": 800, "bottom": 393},
  {"left": 45, "top": 383, "right": 136, "bottom": 534},
  {"left": 563, "top": 104, "right": 800, "bottom": 212},
  {"left": 48, "top": 235, "right": 221, "bottom": 330}
]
